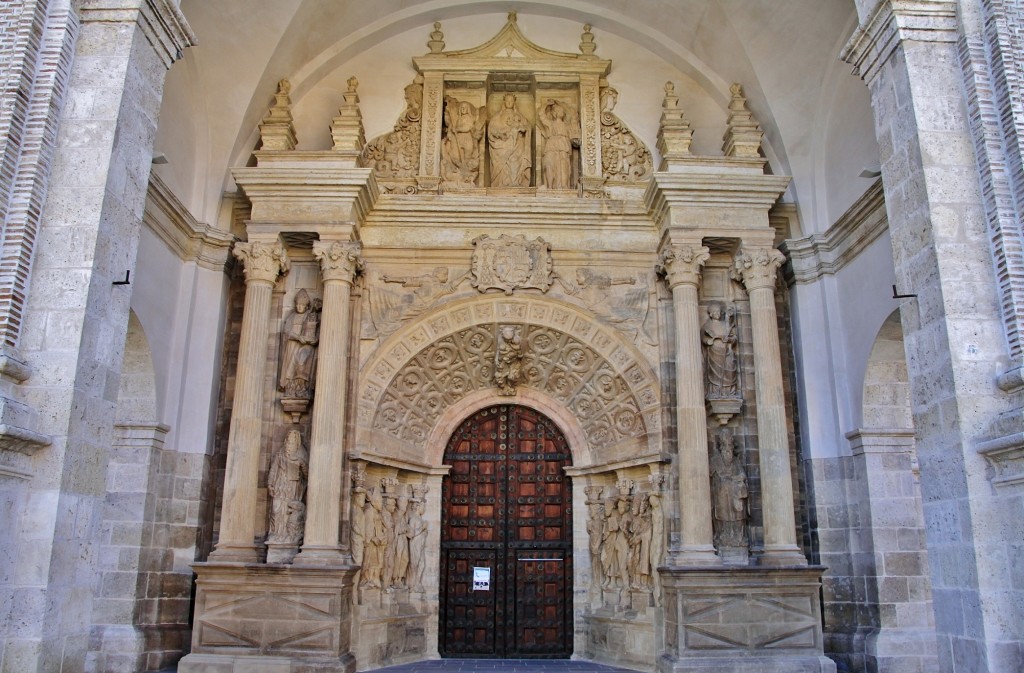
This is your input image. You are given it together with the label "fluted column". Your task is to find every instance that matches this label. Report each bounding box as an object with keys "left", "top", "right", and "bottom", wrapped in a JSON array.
[
  {"left": 211, "top": 240, "right": 290, "bottom": 562},
  {"left": 732, "top": 246, "right": 805, "bottom": 565},
  {"left": 294, "top": 240, "right": 363, "bottom": 565},
  {"left": 659, "top": 243, "right": 718, "bottom": 565}
]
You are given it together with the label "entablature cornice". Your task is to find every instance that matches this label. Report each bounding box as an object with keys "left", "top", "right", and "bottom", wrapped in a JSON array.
[
  {"left": 413, "top": 55, "right": 611, "bottom": 79},
  {"left": 232, "top": 164, "right": 378, "bottom": 233},
  {"left": 144, "top": 173, "right": 235, "bottom": 271},
  {"left": 842, "top": 0, "right": 958, "bottom": 82},
  {"left": 646, "top": 170, "right": 791, "bottom": 234},
  {"left": 781, "top": 178, "right": 886, "bottom": 285}
]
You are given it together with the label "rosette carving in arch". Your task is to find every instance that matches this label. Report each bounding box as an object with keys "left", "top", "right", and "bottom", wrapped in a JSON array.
[{"left": 357, "top": 296, "right": 661, "bottom": 468}]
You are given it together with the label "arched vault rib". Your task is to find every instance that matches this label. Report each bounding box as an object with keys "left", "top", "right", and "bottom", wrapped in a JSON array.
[{"left": 356, "top": 294, "right": 662, "bottom": 469}]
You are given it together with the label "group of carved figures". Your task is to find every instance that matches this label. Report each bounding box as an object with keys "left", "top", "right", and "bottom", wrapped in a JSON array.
[
  {"left": 439, "top": 92, "right": 580, "bottom": 190},
  {"left": 362, "top": 76, "right": 649, "bottom": 189},
  {"left": 351, "top": 474, "right": 430, "bottom": 593},
  {"left": 585, "top": 480, "right": 665, "bottom": 601}
]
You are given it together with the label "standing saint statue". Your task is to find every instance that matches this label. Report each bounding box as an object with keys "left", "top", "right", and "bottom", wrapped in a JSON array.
[
  {"left": 538, "top": 99, "right": 578, "bottom": 190},
  {"left": 488, "top": 93, "right": 531, "bottom": 187},
  {"left": 362, "top": 489, "right": 387, "bottom": 588},
  {"left": 710, "top": 429, "right": 748, "bottom": 549},
  {"left": 407, "top": 496, "right": 428, "bottom": 592},
  {"left": 279, "top": 289, "right": 320, "bottom": 398},
  {"left": 440, "top": 96, "right": 486, "bottom": 188},
  {"left": 267, "top": 429, "right": 309, "bottom": 546},
  {"left": 702, "top": 301, "right": 739, "bottom": 398}
]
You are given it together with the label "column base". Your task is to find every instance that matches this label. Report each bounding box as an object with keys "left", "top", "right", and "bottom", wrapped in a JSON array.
[
  {"left": 660, "top": 565, "right": 833, "bottom": 673},
  {"left": 758, "top": 545, "right": 808, "bottom": 567},
  {"left": 187, "top": 562, "right": 358, "bottom": 671},
  {"left": 207, "top": 544, "right": 260, "bottom": 564},
  {"left": 668, "top": 546, "right": 721, "bottom": 566},
  {"left": 292, "top": 545, "right": 348, "bottom": 567}
]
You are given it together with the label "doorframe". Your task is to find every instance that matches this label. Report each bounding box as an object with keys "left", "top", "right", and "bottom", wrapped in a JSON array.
[{"left": 435, "top": 396, "right": 586, "bottom": 659}]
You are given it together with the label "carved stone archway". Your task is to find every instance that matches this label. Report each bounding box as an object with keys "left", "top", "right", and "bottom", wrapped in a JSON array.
[{"left": 355, "top": 294, "right": 661, "bottom": 469}]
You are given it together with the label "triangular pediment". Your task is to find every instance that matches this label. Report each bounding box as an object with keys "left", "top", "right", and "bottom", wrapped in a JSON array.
[{"left": 446, "top": 12, "right": 578, "bottom": 61}]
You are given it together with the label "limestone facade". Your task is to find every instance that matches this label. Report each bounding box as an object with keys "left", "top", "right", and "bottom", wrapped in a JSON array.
[{"left": 0, "top": 2, "right": 1022, "bottom": 673}]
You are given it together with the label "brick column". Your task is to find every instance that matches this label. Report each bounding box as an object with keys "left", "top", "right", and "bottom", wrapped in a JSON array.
[
  {"left": 658, "top": 243, "right": 718, "bottom": 565},
  {"left": 210, "top": 240, "right": 289, "bottom": 562},
  {"left": 733, "top": 245, "right": 805, "bottom": 566},
  {"left": 294, "top": 240, "right": 362, "bottom": 565}
]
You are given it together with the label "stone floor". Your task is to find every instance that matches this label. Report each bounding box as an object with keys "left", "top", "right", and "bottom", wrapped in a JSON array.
[{"left": 366, "top": 660, "right": 642, "bottom": 673}]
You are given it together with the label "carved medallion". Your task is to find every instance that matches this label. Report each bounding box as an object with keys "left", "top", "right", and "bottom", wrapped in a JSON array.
[{"left": 471, "top": 234, "right": 553, "bottom": 295}]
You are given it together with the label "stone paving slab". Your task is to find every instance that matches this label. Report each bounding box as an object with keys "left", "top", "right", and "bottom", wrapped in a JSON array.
[{"left": 366, "top": 660, "right": 641, "bottom": 673}]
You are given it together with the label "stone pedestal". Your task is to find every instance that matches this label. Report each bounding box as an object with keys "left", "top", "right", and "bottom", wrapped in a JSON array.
[
  {"left": 659, "top": 566, "right": 834, "bottom": 673},
  {"left": 179, "top": 563, "right": 357, "bottom": 673}
]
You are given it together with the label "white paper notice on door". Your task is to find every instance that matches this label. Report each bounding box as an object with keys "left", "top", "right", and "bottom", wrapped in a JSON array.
[{"left": 472, "top": 566, "right": 491, "bottom": 591}]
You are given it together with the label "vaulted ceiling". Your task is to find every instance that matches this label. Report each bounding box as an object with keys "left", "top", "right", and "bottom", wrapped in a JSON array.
[{"left": 154, "top": 0, "right": 876, "bottom": 235}]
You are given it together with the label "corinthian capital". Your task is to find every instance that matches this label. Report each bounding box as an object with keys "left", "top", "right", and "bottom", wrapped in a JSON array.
[
  {"left": 233, "top": 240, "right": 290, "bottom": 284},
  {"left": 313, "top": 240, "right": 364, "bottom": 283},
  {"left": 657, "top": 244, "right": 710, "bottom": 289},
  {"left": 732, "top": 246, "right": 785, "bottom": 291}
]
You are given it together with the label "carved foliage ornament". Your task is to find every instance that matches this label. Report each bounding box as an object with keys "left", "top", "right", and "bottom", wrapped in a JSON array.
[
  {"left": 359, "top": 77, "right": 423, "bottom": 179},
  {"left": 731, "top": 247, "right": 785, "bottom": 291},
  {"left": 599, "top": 86, "right": 653, "bottom": 183},
  {"left": 373, "top": 324, "right": 645, "bottom": 453},
  {"left": 471, "top": 234, "right": 553, "bottom": 295},
  {"left": 313, "top": 240, "right": 364, "bottom": 283},
  {"left": 657, "top": 245, "right": 709, "bottom": 289},
  {"left": 233, "top": 240, "right": 290, "bottom": 284}
]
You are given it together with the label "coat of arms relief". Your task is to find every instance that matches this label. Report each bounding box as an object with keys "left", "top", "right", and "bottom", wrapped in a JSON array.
[{"left": 470, "top": 234, "right": 553, "bottom": 295}]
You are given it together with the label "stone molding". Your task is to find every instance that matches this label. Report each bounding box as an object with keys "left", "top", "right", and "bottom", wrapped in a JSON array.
[
  {"left": 143, "top": 173, "right": 235, "bottom": 271},
  {"left": 78, "top": 0, "right": 196, "bottom": 69},
  {"left": 977, "top": 430, "right": 1024, "bottom": 490},
  {"left": 781, "top": 179, "right": 887, "bottom": 285},
  {"left": 842, "top": 0, "right": 959, "bottom": 82},
  {"left": 846, "top": 427, "right": 916, "bottom": 455}
]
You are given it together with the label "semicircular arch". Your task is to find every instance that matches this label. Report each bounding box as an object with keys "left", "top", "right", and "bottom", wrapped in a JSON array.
[{"left": 355, "top": 294, "right": 661, "bottom": 469}]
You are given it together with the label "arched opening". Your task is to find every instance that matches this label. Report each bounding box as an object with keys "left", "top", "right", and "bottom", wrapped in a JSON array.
[{"left": 440, "top": 404, "right": 574, "bottom": 658}]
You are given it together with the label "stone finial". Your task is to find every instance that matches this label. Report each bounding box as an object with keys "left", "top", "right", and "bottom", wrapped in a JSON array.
[
  {"left": 427, "top": 22, "right": 445, "bottom": 54},
  {"left": 259, "top": 78, "right": 297, "bottom": 151},
  {"left": 508, "top": 11, "right": 517, "bottom": 22},
  {"left": 580, "top": 23, "right": 597, "bottom": 56},
  {"left": 722, "top": 83, "right": 763, "bottom": 158},
  {"left": 616, "top": 478, "right": 634, "bottom": 496},
  {"left": 657, "top": 80, "right": 694, "bottom": 166},
  {"left": 331, "top": 75, "right": 366, "bottom": 158}
]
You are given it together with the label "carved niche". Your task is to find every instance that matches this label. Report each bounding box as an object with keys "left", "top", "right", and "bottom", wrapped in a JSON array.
[{"left": 355, "top": 14, "right": 652, "bottom": 195}]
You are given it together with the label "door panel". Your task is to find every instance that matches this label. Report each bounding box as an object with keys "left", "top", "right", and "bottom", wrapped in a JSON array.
[{"left": 440, "top": 405, "right": 573, "bottom": 658}]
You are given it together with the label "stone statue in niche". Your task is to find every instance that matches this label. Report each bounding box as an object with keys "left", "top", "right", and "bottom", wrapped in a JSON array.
[
  {"left": 367, "top": 267, "right": 467, "bottom": 338},
  {"left": 537, "top": 99, "right": 579, "bottom": 190},
  {"left": 408, "top": 485, "right": 429, "bottom": 592},
  {"left": 710, "top": 429, "right": 748, "bottom": 551},
  {"left": 359, "top": 77, "right": 423, "bottom": 179},
  {"left": 488, "top": 93, "right": 531, "bottom": 187},
  {"left": 381, "top": 489, "right": 398, "bottom": 590},
  {"left": 702, "top": 301, "right": 740, "bottom": 399},
  {"left": 494, "top": 325, "right": 524, "bottom": 396},
  {"left": 361, "top": 488, "right": 387, "bottom": 588},
  {"left": 647, "top": 480, "right": 665, "bottom": 606},
  {"left": 601, "top": 493, "right": 631, "bottom": 589},
  {"left": 351, "top": 483, "right": 367, "bottom": 590},
  {"left": 266, "top": 429, "right": 309, "bottom": 559},
  {"left": 440, "top": 96, "right": 487, "bottom": 189},
  {"left": 599, "top": 86, "right": 653, "bottom": 182},
  {"left": 628, "top": 495, "right": 653, "bottom": 590},
  {"left": 391, "top": 495, "right": 411, "bottom": 590},
  {"left": 585, "top": 486, "right": 605, "bottom": 589},
  {"left": 279, "top": 289, "right": 320, "bottom": 399}
]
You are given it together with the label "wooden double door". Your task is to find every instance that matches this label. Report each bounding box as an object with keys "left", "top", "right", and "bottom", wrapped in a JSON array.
[{"left": 440, "top": 405, "right": 573, "bottom": 658}]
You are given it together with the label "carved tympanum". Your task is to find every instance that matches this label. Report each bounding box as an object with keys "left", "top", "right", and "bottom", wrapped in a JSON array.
[{"left": 373, "top": 324, "right": 645, "bottom": 452}]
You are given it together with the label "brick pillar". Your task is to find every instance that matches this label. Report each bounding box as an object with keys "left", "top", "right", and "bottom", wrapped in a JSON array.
[
  {"left": 844, "top": 2, "right": 1022, "bottom": 670},
  {"left": 0, "top": 1, "right": 194, "bottom": 671}
]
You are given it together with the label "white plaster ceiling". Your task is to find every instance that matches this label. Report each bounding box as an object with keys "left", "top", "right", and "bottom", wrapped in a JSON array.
[{"left": 154, "top": 0, "right": 878, "bottom": 235}]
